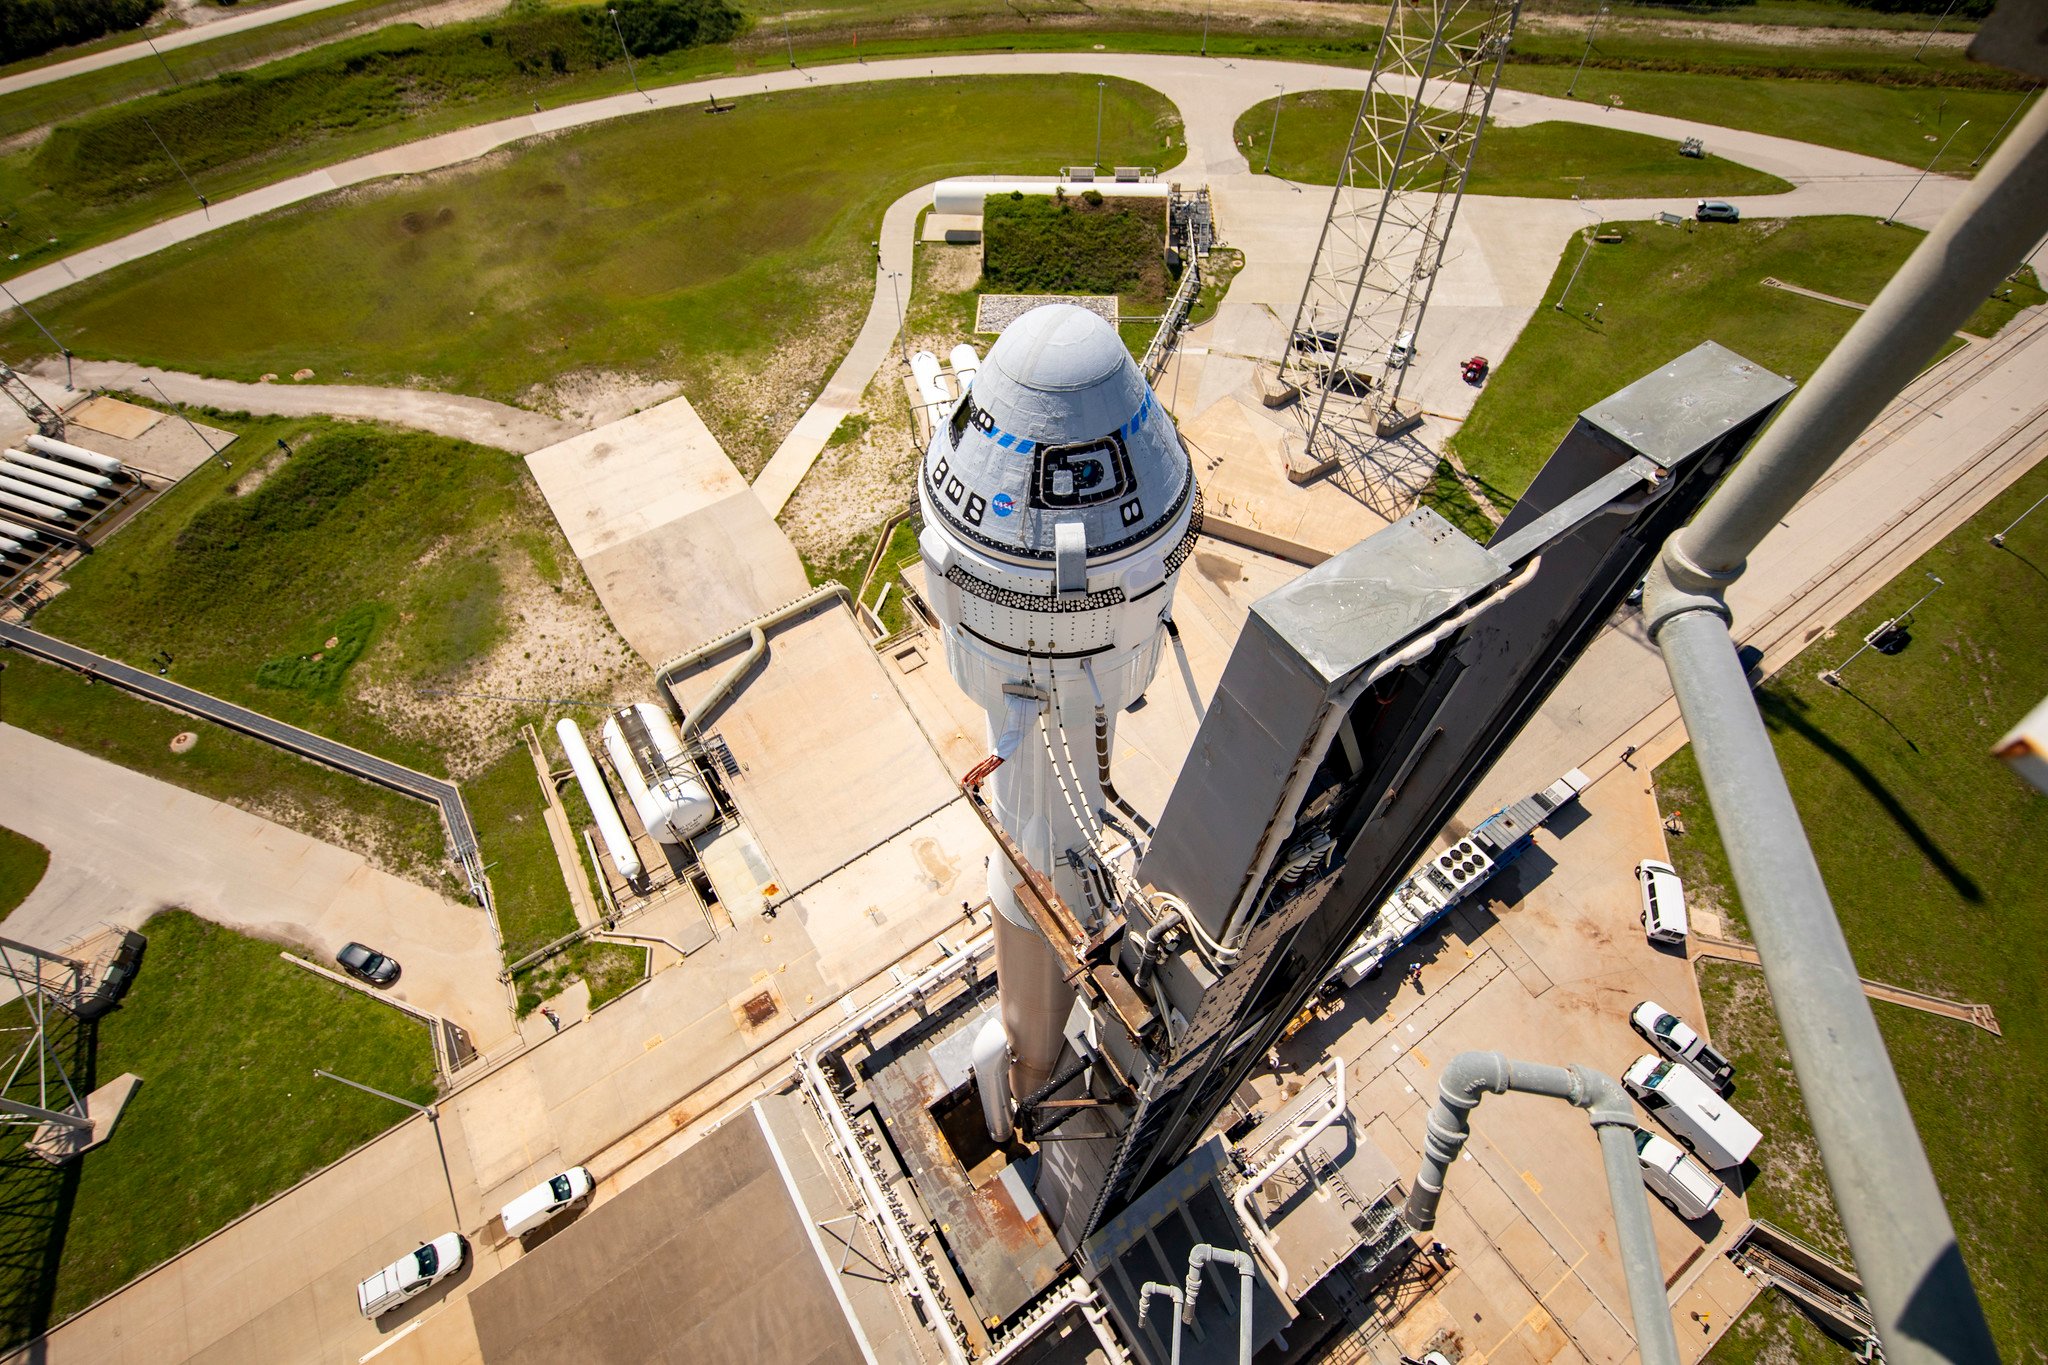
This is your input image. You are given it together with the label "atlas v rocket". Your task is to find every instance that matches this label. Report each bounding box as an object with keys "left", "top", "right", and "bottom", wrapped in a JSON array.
[{"left": 915, "top": 304, "right": 1198, "bottom": 1135}]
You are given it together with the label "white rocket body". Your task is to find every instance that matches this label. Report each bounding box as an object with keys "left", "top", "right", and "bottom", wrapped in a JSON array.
[{"left": 916, "top": 305, "right": 1196, "bottom": 1111}]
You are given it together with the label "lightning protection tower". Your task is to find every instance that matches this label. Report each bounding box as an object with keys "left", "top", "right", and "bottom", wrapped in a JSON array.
[
  {"left": 0, "top": 936, "right": 96, "bottom": 1159},
  {"left": 1278, "top": 0, "right": 1522, "bottom": 500}
]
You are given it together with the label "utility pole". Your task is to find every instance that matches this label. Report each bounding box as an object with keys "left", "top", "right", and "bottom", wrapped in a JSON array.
[
  {"left": 144, "top": 34, "right": 178, "bottom": 87},
  {"left": 143, "top": 375, "right": 229, "bottom": 470},
  {"left": 1095, "top": 81, "right": 1106, "bottom": 168},
  {"left": 887, "top": 269, "right": 907, "bottom": 364},
  {"left": 1973, "top": 86, "right": 2037, "bottom": 168},
  {"left": 784, "top": 17, "right": 797, "bottom": 68},
  {"left": 1567, "top": 5, "right": 1608, "bottom": 99},
  {"left": 0, "top": 281, "right": 74, "bottom": 390},
  {"left": 141, "top": 116, "right": 207, "bottom": 216},
  {"left": 1991, "top": 490, "right": 2048, "bottom": 547},
  {"left": 1554, "top": 199, "right": 1601, "bottom": 314},
  {"left": 1263, "top": 85, "right": 1284, "bottom": 174},
  {"left": 1914, "top": 0, "right": 1960, "bottom": 62},
  {"left": 1885, "top": 119, "right": 1969, "bottom": 225},
  {"left": 314, "top": 1070, "right": 461, "bottom": 1227},
  {"left": 1819, "top": 574, "right": 1943, "bottom": 687},
  {"left": 1202, "top": 0, "right": 1210, "bottom": 57},
  {"left": 608, "top": 8, "right": 653, "bottom": 104}
]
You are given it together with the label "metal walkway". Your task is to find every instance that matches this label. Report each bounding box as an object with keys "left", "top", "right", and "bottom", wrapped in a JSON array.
[
  {"left": 0, "top": 623, "right": 487, "bottom": 903},
  {"left": 1694, "top": 935, "right": 1999, "bottom": 1035}
]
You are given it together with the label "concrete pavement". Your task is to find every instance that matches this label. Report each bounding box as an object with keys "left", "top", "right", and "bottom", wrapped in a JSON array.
[{"left": 0, "top": 724, "right": 515, "bottom": 1050}]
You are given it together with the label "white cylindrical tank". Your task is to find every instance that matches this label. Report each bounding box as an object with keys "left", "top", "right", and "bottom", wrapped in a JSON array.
[
  {"left": 0, "top": 518, "right": 39, "bottom": 542},
  {"left": 910, "top": 350, "right": 952, "bottom": 410},
  {"left": 0, "top": 476, "right": 80, "bottom": 513},
  {"left": 25, "top": 434, "right": 122, "bottom": 476},
  {"left": 556, "top": 718, "right": 645, "bottom": 890},
  {"left": 601, "top": 703, "right": 716, "bottom": 846},
  {"left": 950, "top": 344, "right": 981, "bottom": 393},
  {"left": 918, "top": 303, "right": 1197, "bottom": 1108},
  {"left": 933, "top": 178, "right": 1170, "bottom": 216},
  {"left": 0, "top": 537, "right": 23, "bottom": 556},
  {"left": 1, "top": 461, "right": 96, "bottom": 501},
  {"left": 0, "top": 491, "right": 61, "bottom": 521},
  {"left": 6, "top": 449, "right": 112, "bottom": 491}
]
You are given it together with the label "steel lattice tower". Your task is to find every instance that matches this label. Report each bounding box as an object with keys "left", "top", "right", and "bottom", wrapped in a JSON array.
[{"left": 1279, "top": 0, "right": 1521, "bottom": 503}]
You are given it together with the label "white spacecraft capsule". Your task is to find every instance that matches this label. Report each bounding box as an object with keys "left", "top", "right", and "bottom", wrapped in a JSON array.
[{"left": 916, "top": 303, "right": 1198, "bottom": 1116}]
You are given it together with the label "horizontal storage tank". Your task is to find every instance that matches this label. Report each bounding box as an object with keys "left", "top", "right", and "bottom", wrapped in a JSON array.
[
  {"left": 0, "top": 491, "right": 64, "bottom": 521},
  {"left": 950, "top": 344, "right": 981, "bottom": 392},
  {"left": 6, "top": 449, "right": 112, "bottom": 491},
  {"left": 556, "top": 718, "right": 645, "bottom": 891},
  {"left": 0, "top": 517, "right": 39, "bottom": 543},
  {"left": 0, "top": 475, "right": 80, "bottom": 514},
  {"left": 25, "top": 434, "right": 122, "bottom": 476},
  {"left": 1, "top": 461, "right": 97, "bottom": 501},
  {"left": 909, "top": 350, "right": 952, "bottom": 409},
  {"left": 601, "top": 702, "right": 715, "bottom": 846},
  {"left": 932, "top": 178, "right": 1170, "bottom": 217}
]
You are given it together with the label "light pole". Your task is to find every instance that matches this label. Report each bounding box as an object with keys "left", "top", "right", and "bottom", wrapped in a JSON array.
[
  {"left": 1884, "top": 119, "right": 1968, "bottom": 225},
  {"left": 141, "top": 116, "right": 207, "bottom": 216},
  {"left": 1972, "top": 86, "right": 2036, "bottom": 168},
  {"left": 608, "top": 8, "right": 652, "bottom": 104},
  {"left": 1095, "top": 81, "right": 1106, "bottom": 168},
  {"left": 1913, "top": 0, "right": 1960, "bottom": 62},
  {"left": 0, "top": 280, "right": 74, "bottom": 390},
  {"left": 1991, "top": 490, "right": 2048, "bottom": 547},
  {"left": 1202, "top": 0, "right": 1210, "bottom": 57},
  {"left": 1263, "top": 85, "right": 1284, "bottom": 174},
  {"left": 1567, "top": 5, "right": 1609, "bottom": 100},
  {"left": 143, "top": 375, "right": 230, "bottom": 470},
  {"left": 784, "top": 16, "right": 797, "bottom": 69},
  {"left": 144, "top": 34, "right": 178, "bottom": 87},
  {"left": 315, "top": 1069, "right": 461, "bottom": 1226},
  {"left": 1819, "top": 573, "right": 1942, "bottom": 688},
  {"left": 886, "top": 269, "right": 907, "bottom": 364},
  {"left": 1554, "top": 196, "right": 1601, "bottom": 313}
]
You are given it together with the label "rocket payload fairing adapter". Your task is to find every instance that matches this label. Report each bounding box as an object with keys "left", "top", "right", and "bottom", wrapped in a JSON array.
[{"left": 915, "top": 304, "right": 1199, "bottom": 1128}]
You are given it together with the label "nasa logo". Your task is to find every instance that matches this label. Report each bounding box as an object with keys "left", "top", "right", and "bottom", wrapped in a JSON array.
[{"left": 992, "top": 493, "right": 1016, "bottom": 518}]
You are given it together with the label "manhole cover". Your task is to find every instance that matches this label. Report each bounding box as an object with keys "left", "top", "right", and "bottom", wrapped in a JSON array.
[
  {"left": 741, "top": 991, "right": 778, "bottom": 1027},
  {"left": 169, "top": 732, "right": 197, "bottom": 753}
]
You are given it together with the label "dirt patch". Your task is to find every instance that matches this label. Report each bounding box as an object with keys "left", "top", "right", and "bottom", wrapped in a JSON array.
[
  {"left": 1521, "top": 11, "right": 1974, "bottom": 50},
  {"left": 697, "top": 266, "right": 866, "bottom": 478},
  {"left": 521, "top": 370, "right": 682, "bottom": 429},
  {"left": 778, "top": 366, "right": 920, "bottom": 575},
  {"left": 923, "top": 244, "right": 982, "bottom": 298},
  {"left": 230, "top": 445, "right": 290, "bottom": 497}
]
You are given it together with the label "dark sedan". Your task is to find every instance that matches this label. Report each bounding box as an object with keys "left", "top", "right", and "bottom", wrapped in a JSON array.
[{"left": 336, "top": 942, "right": 401, "bottom": 986}]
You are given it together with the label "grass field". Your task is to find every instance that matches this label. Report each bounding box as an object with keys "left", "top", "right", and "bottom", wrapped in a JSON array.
[
  {"left": 0, "top": 827, "right": 49, "bottom": 918},
  {"left": 3, "top": 76, "right": 1181, "bottom": 476},
  {"left": 513, "top": 939, "right": 646, "bottom": 1016},
  {"left": 1235, "top": 90, "right": 1793, "bottom": 198},
  {"left": 466, "top": 743, "right": 577, "bottom": 962},
  {"left": 1448, "top": 216, "right": 2040, "bottom": 504},
  {"left": 0, "top": 908, "right": 436, "bottom": 1344},
  {"left": 1653, "top": 459, "right": 2048, "bottom": 1362}
]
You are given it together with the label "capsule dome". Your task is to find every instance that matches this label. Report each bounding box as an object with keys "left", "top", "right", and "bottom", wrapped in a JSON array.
[{"left": 921, "top": 304, "right": 1192, "bottom": 565}]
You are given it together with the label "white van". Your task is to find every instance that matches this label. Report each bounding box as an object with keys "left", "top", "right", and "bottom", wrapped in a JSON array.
[
  {"left": 357, "top": 1232, "right": 466, "bottom": 1319},
  {"left": 1389, "top": 331, "right": 1416, "bottom": 367},
  {"left": 1634, "top": 859, "right": 1690, "bottom": 945},
  {"left": 1634, "top": 1129, "right": 1724, "bottom": 1220},
  {"left": 500, "top": 1166, "right": 594, "bottom": 1238},
  {"left": 1624, "top": 1053, "right": 1760, "bottom": 1170}
]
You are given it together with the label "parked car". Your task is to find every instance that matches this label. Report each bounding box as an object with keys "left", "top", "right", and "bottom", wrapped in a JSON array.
[
  {"left": 1631, "top": 1000, "right": 1735, "bottom": 1092},
  {"left": 356, "top": 1232, "right": 466, "bottom": 1319},
  {"left": 1624, "top": 1053, "right": 1761, "bottom": 1170},
  {"left": 501, "top": 1166, "right": 595, "bottom": 1238},
  {"left": 1696, "top": 199, "right": 1740, "bottom": 223},
  {"left": 73, "top": 930, "right": 146, "bottom": 1021},
  {"left": 1634, "top": 859, "right": 1690, "bottom": 945},
  {"left": 1634, "top": 1129, "right": 1724, "bottom": 1220},
  {"left": 337, "top": 942, "right": 401, "bottom": 986}
]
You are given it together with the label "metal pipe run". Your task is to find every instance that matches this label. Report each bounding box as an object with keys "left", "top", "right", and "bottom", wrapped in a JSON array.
[
  {"left": 1138, "top": 1281, "right": 1185, "bottom": 1365},
  {"left": 1404, "top": 1052, "right": 1678, "bottom": 1365},
  {"left": 654, "top": 582, "right": 850, "bottom": 733},
  {"left": 1232, "top": 1056, "right": 1345, "bottom": 1294},
  {"left": 1634, "top": 56, "right": 2048, "bottom": 1365},
  {"left": 1182, "top": 1244, "right": 1254, "bottom": 1365}
]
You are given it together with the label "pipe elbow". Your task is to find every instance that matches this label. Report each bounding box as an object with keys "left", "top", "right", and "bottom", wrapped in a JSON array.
[{"left": 1641, "top": 537, "right": 1740, "bottom": 643}]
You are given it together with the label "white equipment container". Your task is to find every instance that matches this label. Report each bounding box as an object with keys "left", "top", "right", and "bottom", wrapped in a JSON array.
[
  {"left": 1623, "top": 1053, "right": 1761, "bottom": 1171},
  {"left": 24, "top": 434, "right": 122, "bottom": 476},
  {"left": 6, "top": 449, "right": 111, "bottom": 491},
  {"left": 556, "top": 718, "right": 645, "bottom": 890},
  {"left": 1634, "top": 1130, "right": 1724, "bottom": 1220},
  {"left": 601, "top": 703, "right": 715, "bottom": 846}
]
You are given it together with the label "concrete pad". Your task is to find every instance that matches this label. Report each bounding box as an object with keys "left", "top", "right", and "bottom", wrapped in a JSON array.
[
  {"left": 524, "top": 399, "right": 746, "bottom": 561},
  {"left": 0, "top": 726, "right": 515, "bottom": 1049},
  {"left": 668, "top": 605, "right": 957, "bottom": 893},
  {"left": 922, "top": 212, "right": 983, "bottom": 243},
  {"left": 64, "top": 396, "right": 161, "bottom": 441},
  {"left": 27, "top": 1072, "right": 140, "bottom": 1162}
]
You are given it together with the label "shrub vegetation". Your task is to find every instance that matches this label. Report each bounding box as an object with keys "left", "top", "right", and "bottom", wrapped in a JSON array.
[{"left": 1, "top": 0, "right": 163, "bottom": 66}]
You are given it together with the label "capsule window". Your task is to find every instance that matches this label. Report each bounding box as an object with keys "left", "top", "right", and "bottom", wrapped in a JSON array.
[{"left": 1033, "top": 435, "right": 1133, "bottom": 509}]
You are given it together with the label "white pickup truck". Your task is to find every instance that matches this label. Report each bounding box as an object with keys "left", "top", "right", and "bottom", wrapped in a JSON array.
[
  {"left": 356, "top": 1232, "right": 467, "bottom": 1319},
  {"left": 1630, "top": 1000, "right": 1736, "bottom": 1093},
  {"left": 501, "top": 1166, "right": 594, "bottom": 1238}
]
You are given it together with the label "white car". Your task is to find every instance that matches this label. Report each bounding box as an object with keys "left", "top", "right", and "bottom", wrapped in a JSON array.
[
  {"left": 1634, "top": 1129, "right": 1724, "bottom": 1221},
  {"left": 357, "top": 1231, "right": 466, "bottom": 1319},
  {"left": 1634, "top": 858, "right": 1690, "bottom": 945},
  {"left": 1630, "top": 1000, "right": 1735, "bottom": 1092},
  {"left": 1624, "top": 1053, "right": 1760, "bottom": 1171},
  {"left": 501, "top": 1166, "right": 594, "bottom": 1238}
]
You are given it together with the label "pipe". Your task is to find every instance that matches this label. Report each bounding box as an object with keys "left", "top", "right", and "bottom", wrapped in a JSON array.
[
  {"left": 1182, "top": 1244, "right": 1255, "bottom": 1365},
  {"left": 4, "top": 449, "right": 111, "bottom": 491},
  {"left": 1, "top": 459, "right": 96, "bottom": 500},
  {"left": 655, "top": 582, "right": 850, "bottom": 733},
  {"left": 555, "top": 718, "right": 645, "bottom": 889},
  {"left": 1404, "top": 1053, "right": 1679, "bottom": 1365},
  {"left": 24, "top": 434, "right": 121, "bottom": 476},
  {"left": 1231, "top": 1056, "right": 1345, "bottom": 1295},
  {"left": 1138, "top": 1282, "right": 1184, "bottom": 1365},
  {"left": 1631, "top": 71, "right": 2048, "bottom": 1365}
]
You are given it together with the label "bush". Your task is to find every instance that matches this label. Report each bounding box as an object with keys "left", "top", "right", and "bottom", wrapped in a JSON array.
[
  {"left": 254, "top": 602, "right": 378, "bottom": 693},
  {"left": 1, "top": 0, "right": 163, "bottom": 65},
  {"left": 981, "top": 192, "right": 1168, "bottom": 300}
]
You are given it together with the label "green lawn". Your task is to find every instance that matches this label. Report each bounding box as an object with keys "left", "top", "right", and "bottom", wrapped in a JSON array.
[
  {"left": 1705, "top": 1288, "right": 1857, "bottom": 1365},
  {"left": 4, "top": 75, "right": 1181, "bottom": 476},
  {"left": 1418, "top": 459, "right": 1497, "bottom": 542},
  {"left": 1235, "top": 90, "right": 1792, "bottom": 198},
  {"left": 0, "top": 908, "right": 436, "bottom": 1344},
  {"left": 0, "top": 827, "right": 49, "bottom": 918},
  {"left": 1449, "top": 216, "right": 2038, "bottom": 503},
  {"left": 513, "top": 938, "right": 646, "bottom": 1016},
  {"left": 466, "top": 743, "right": 577, "bottom": 962},
  {"left": 0, "top": 654, "right": 452, "bottom": 888},
  {"left": 1653, "top": 459, "right": 2048, "bottom": 1363},
  {"left": 1499, "top": 64, "right": 2037, "bottom": 175}
]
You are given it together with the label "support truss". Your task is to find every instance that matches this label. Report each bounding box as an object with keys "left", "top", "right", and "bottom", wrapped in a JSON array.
[
  {"left": 1279, "top": 0, "right": 1521, "bottom": 504},
  {"left": 0, "top": 937, "right": 91, "bottom": 1136}
]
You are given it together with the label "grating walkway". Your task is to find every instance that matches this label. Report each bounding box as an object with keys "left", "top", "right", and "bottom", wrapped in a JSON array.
[{"left": 1693, "top": 935, "right": 2000, "bottom": 1035}]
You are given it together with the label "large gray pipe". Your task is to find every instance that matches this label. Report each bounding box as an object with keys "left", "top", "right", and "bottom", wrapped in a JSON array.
[
  {"left": 1634, "top": 51, "right": 2048, "bottom": 1365},
  {"left": 1405, "top": 1052, "right": 1679, "bottom": 1365}
]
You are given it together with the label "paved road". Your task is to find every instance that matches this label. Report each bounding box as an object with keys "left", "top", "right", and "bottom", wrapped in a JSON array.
[
  {"left": 0, "top": 623, "right": 482, "bottom": 880},
  {"left": 0, "top": 0, "right": 366, "bottom": 100}
]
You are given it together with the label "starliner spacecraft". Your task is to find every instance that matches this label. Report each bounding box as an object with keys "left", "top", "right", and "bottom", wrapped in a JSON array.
[{"left": 915, "top": 304, "right": 1200, "bottom": 1129}]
